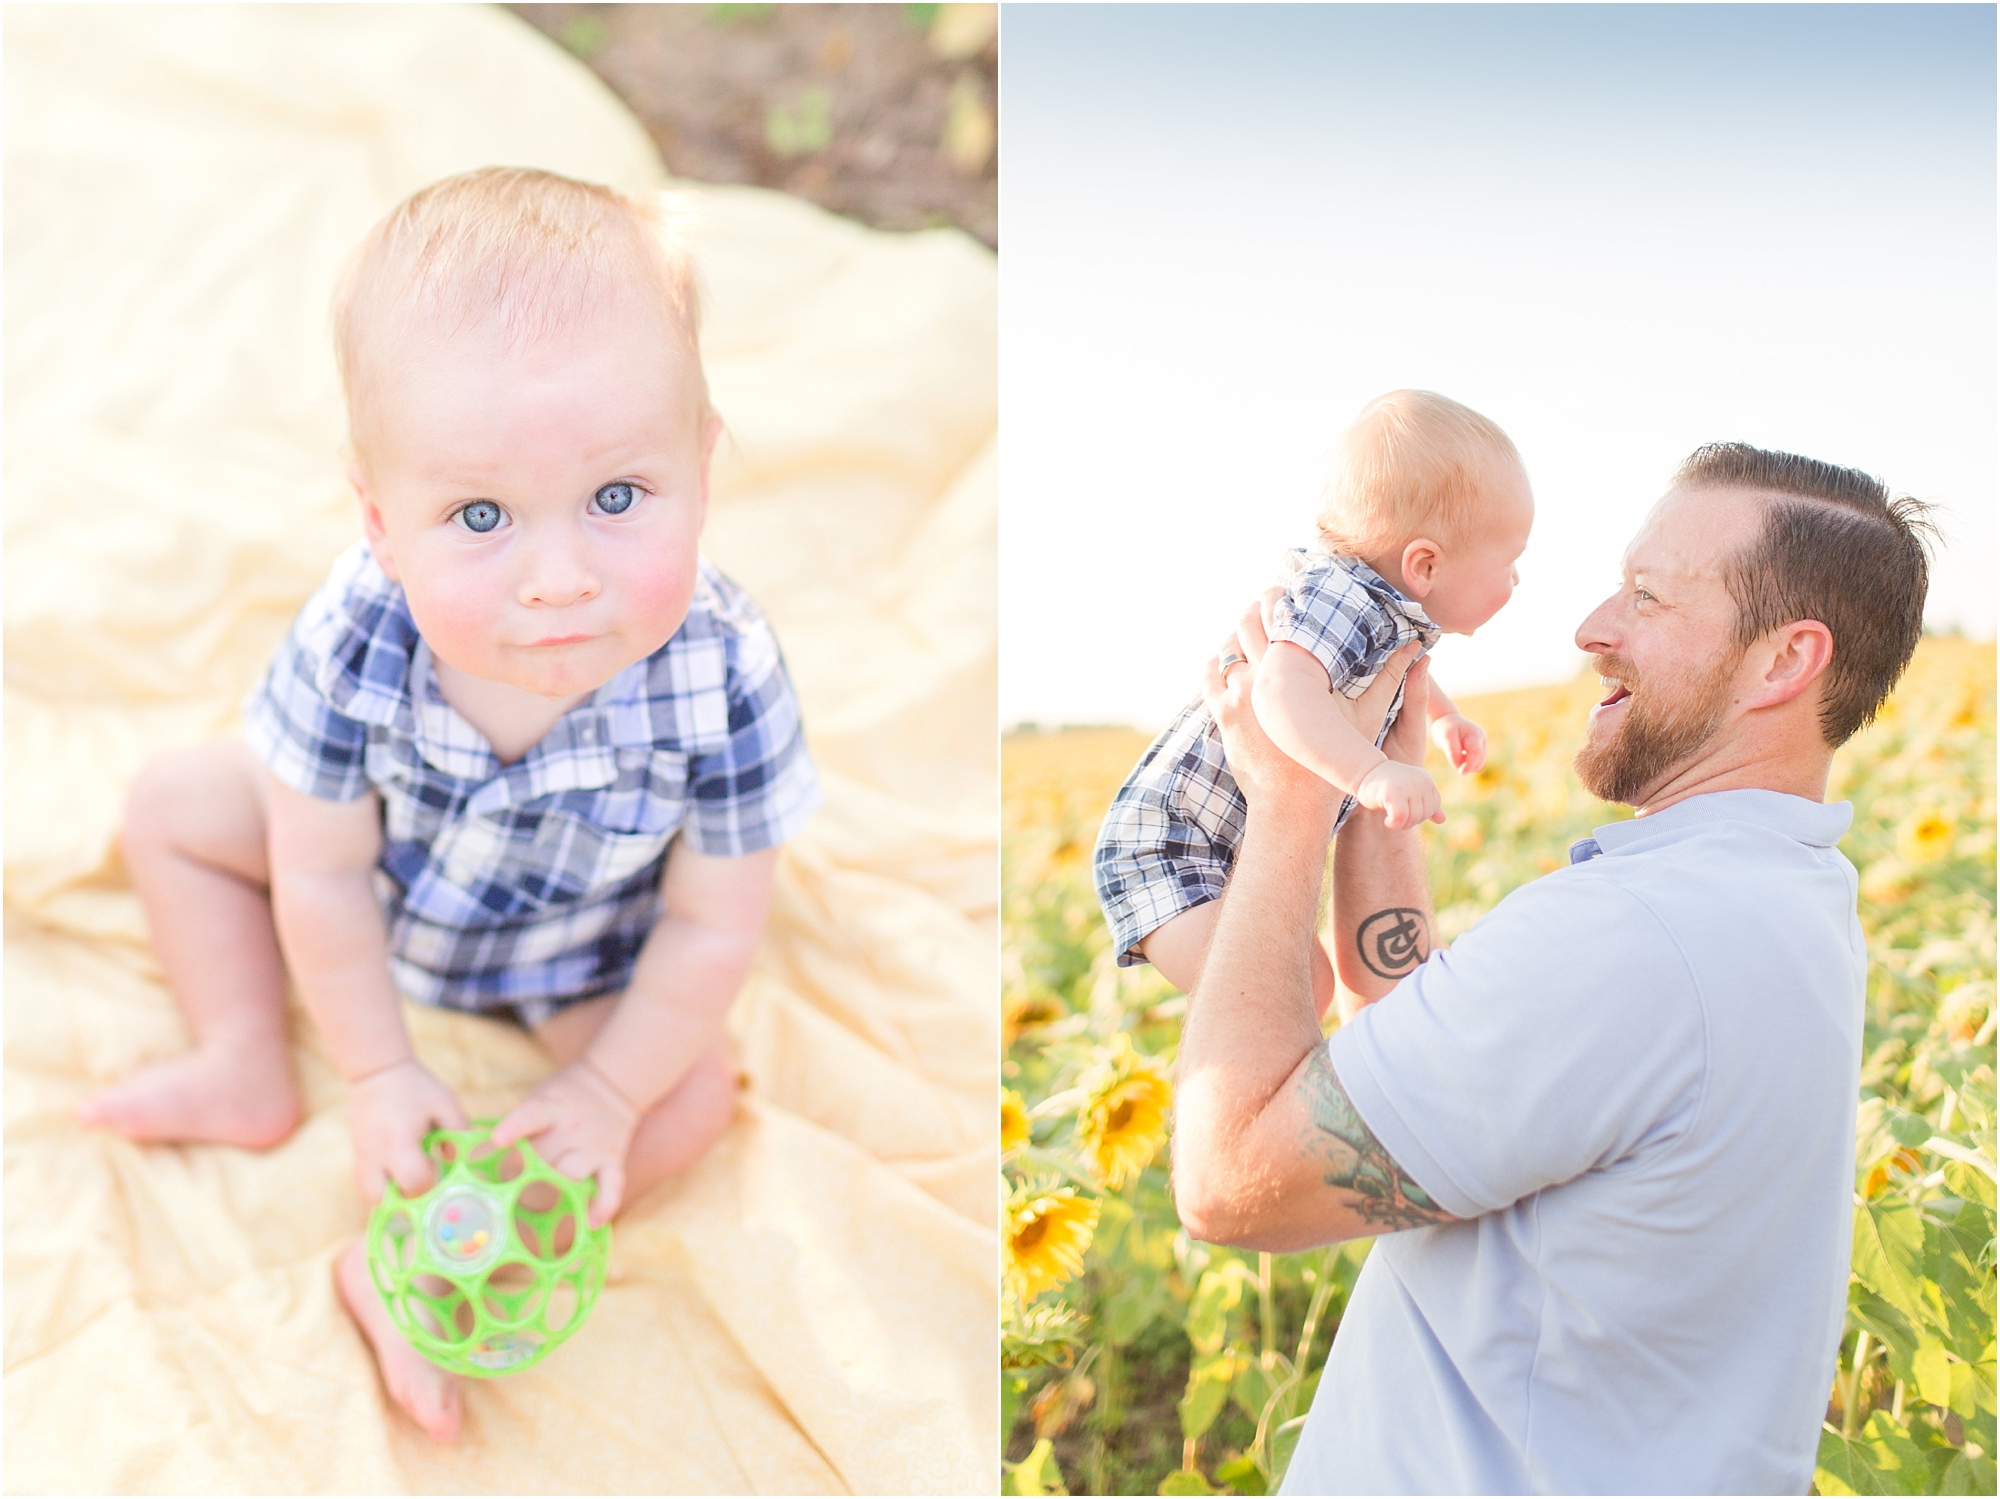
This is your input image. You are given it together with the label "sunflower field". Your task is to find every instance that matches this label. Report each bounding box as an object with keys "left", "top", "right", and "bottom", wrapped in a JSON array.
[{"left": 1001, "top": 636, "right": 1995, "bottom": 1497}]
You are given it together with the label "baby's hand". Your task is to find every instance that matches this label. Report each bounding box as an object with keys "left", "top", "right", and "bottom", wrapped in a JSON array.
[
  {"left": 1355, "top": 759, "right": 1444, "bottom": 831},
  {"left": 1430, "top": 712, "right": 1488, "bottom": 775},
  {"left": 491, "top": 1061, "right": 641, "bottom": 1228},
  {"left": 346, "top": 1059, "right": 468, "bottom": 1203}
]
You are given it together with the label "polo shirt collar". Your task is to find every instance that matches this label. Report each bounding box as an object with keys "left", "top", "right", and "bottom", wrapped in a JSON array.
[{"left": 1570, "top": 788, "right": 1853, "bottom": 865}]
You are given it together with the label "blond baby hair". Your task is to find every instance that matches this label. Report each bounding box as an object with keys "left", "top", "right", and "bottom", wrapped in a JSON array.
[
  {"left": 333, "top": 166, "right": 708, "bottom": 464},
  {"left": 1316, "top": 390, "right": 1522, "bottom": 557}
]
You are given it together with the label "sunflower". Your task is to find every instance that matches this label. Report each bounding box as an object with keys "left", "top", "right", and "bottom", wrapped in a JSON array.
[
  {"left": 1896, "top": 807, "right": 1955, "bottom": 865},
  {"left": 1002, "top": 1089, "right": 1030, "bottom": 1153},
  {"left": 1004, "top": 992, "right": 1063, "bottom": 1047},
  {"left": 1076, "top": 1035, "right": 1172, "bottom": 1190},
  {"left": 1004, "top": 1181, "right": 1099, "bottom": 1303}
]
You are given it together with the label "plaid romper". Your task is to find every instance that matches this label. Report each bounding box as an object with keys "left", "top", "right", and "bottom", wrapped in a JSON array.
[
  {"left": 1093, "top": 550, "right": 1439, "bottom": 967},
  {"left": 244, "top": 542, "right": 819, "bottom": 1026}
]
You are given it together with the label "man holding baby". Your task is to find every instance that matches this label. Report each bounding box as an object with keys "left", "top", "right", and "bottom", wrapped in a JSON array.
[{"left": 1170, "top": 443, "right": 1934, "bottom": 1494}]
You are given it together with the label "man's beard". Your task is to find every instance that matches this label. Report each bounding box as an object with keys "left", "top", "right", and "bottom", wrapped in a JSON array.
[{"left": 1573, "top": 649, "right": 1740, "bottom": 807}]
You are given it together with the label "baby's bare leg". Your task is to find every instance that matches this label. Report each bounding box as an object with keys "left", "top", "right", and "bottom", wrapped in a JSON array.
[
  {"left": 334, "top": 1237, "right": 462, "bottom": 1443},
  {"left": 1143, "top": 900, "right": 1337, "bottom": 1021},
  {"left": 535, "top": 996, "right": 739, "bottom": 1209},
  {"left": 1137, "top": 902, "right": 1220, "bottom": 997},
  {"left": 77, "top": 740, "right": 300, "bottom": 1147}
]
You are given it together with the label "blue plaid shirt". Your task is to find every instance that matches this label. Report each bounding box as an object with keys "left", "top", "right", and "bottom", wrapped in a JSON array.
[
  {"left": 244, "top": 543, "right": 819, "bottom": 1025},
  {"left": 1094, "top": 550, "right": 1438, "bottom": 966}
]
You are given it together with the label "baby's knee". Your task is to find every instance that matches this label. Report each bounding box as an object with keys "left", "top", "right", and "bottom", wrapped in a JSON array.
[{"left": 121, "top": 741, "right": 268, "bottom": 867}]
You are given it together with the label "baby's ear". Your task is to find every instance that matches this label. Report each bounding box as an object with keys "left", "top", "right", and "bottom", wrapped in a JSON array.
[
  {"left": 1400, "top": 538, "right": 1442, "bottom": 599},
  {"left": 352, "top": 466, "right": 401, "bottom": 582}
]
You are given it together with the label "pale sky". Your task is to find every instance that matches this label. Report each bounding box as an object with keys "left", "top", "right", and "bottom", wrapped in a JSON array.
[{"left": 998, "top": 3, "right": 1996, "bottom": 730}]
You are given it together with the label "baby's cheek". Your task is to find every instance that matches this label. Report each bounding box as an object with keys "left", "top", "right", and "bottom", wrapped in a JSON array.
[
  {"left": 622, "top": 549, "right": 702, "bottom": 640},
  {"left": 406, "top": 568, "right": 509, "bottom": 670}
]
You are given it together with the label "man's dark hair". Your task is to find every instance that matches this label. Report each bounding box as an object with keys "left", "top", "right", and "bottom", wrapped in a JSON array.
[{"left": 1673, "top": 443, "right": 1939, "bottom": 747}]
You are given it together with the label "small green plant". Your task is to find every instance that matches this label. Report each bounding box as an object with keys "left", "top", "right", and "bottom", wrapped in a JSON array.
[
  {"left": 765, "top": 87, "right": 834, "bottom": 160},
  {"left": 556, "top": 14, "right": 607, "bottom": 59}
]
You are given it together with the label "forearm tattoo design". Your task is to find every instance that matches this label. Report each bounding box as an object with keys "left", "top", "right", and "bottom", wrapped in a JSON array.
[
  {"left": 1356, "top": 906, "right": 1428, "bottom": 980},
  {"left": 1298, "top": 1046, "right": 1456, "bottom": 1231}
]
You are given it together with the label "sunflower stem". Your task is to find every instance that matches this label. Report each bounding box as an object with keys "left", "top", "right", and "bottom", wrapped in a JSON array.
[
  {"left": 1258, "top": 1251, "right": 1276, "bottom": 1363},
  {"left": 1843, "top": 1330, "right": 1870, "bottom": 1437}
]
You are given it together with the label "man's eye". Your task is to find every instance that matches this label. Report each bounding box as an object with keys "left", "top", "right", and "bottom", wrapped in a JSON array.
[
  {"left": 593, "top": 482, "right": 637, "bottom": 515},
  {"left": 456, "top": 501, "right": 503, "bottom": 534}
]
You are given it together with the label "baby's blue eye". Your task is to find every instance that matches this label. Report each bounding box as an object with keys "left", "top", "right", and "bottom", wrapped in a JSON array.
[
  {"left": 457, "top": 501, "right": 502, "bottom": 534},
  {"left": 594, "top": 483, "right": 636, "bottom": 515}
]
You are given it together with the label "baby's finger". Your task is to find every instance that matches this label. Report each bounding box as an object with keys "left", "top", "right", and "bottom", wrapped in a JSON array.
[
  {"left": 488, "top": 1097, "right": 550, "bottom": 1150},
  {"left": 386, "top": 1137, "right": 437, "bottom": 1198},
  {"left": 434, "top": 1091, "right": 470, "bottom": 1133},
  {"left": 589, "top": 1160, "right": 626, "bottom": 1229}
]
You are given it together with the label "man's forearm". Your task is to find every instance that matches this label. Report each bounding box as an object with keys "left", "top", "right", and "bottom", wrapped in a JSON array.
[
  {"left": 1173, "top": 788, "right": 1338, "bottom": 1236},
  {"left": 1330, "top": 805, "right": 1435, "bottom": 1014}
]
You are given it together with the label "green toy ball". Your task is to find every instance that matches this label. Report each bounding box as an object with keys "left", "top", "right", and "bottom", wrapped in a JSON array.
[{"left": 365, "top": 1122, "right": 611, "bottom": 1378}]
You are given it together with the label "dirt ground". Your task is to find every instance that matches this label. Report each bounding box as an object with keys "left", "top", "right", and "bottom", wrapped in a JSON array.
[{"left": 507, "top": 3, "right": 997, "bottom": 247}]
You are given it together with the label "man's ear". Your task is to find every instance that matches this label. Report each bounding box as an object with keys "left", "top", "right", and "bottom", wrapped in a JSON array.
[
  {"left": 1399, "top": 538, "right": 1442, "bottom": 600},
  {"left": 351, "top": 462, "right": 401, "bottom": 582},
  {"left": 1748, "top": 620, "right": 1834, "bottom": 710}
]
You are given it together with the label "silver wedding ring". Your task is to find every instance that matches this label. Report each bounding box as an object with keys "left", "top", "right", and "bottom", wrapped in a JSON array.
[{"left": 1219, "top": 652, "right": 1247, "bottom": 680}]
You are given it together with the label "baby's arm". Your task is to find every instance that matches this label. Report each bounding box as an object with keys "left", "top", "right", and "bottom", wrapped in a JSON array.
[
  {"left": 1251, "top": 642, "right": 1441, "bottom": 831},
  {"left": 491, "top": 840, "right": 779, "bottom": 1225},
  {"left": 264, "top": 775, "right": 465, "bottom": 1199},
  {"left": 1424, "top": 681, "right": 1489, "bottom": 775}
]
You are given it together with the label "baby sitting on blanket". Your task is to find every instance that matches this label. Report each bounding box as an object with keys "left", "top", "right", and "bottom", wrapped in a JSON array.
[
  {"left": 1095, "top": 390, "right": 1532, "bottom": 1015},
  {"left": 79, "top": 167, "right": 819, "bottom": 1440}
]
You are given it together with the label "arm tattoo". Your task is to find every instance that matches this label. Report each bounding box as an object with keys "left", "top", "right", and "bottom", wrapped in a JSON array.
[
  {"left": 1356, "top": 907, "right": 1427, "bottom": 980},
  {"left": 1298, "top": 1046, "right": 1456, "bottom": 1231}
]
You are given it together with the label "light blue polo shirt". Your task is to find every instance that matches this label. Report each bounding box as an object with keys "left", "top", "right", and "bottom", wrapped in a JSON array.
[{"left": 1283, "top": 790, "right": 1865, "bottom": 1496}]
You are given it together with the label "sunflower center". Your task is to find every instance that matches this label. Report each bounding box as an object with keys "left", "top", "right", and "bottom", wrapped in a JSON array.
[
  {"left": 1107, "top": 1100, "right": 1136, "bottom": 1133},
  {"left": 1015, "top": 1217, "right": 1049, "bottom": 1253}
]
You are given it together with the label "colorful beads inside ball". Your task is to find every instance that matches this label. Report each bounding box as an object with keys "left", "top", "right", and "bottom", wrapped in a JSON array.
[{"left": 364, "top": 1123, "right": 611, "bottom": 1378}]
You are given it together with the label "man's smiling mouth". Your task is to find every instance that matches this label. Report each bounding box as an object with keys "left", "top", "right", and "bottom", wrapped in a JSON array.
[{"left": 1590, "top": 675, "right": 1632, "bottom": 721}]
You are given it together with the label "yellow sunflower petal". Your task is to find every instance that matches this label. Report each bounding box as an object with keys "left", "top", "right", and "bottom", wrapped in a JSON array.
[
  {"left": 1004, "top": 1182, "right": 1099, "bottom": 1302},
  {"left": 1896, "top": 807, "right": 1954, "bottom": 865},
  {"left": 1076, "top": 1038, "right": 1173, "bottom": 1190},
  {"left": 1002, "top": 1089, "right": 1030, "bottom": 1153}
]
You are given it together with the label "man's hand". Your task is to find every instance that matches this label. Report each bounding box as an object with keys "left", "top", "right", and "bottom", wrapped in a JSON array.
[
  {"left": 1430, "top": 712, "right": 1488, "bottom": 775},
  {"left": 1355, "top": 760, "right": 1444, "bottom": 831},
  {"left": 1204, "top": 589, "right": 1429, "bottom": 807},
  {"left": 346, "top": 1059, "right": 468, "bottom": 1202},
  {"left": 490, "top": 1060, "right": 641, "bottom": 1228}
]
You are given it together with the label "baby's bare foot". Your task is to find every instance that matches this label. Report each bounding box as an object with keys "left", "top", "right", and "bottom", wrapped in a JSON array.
[
  {"left": 76, "top": 1038, "right": 299, "bottom": 1148},
  {"left": 335, "top": 1238, "right": 463, "bottom": 1443}
]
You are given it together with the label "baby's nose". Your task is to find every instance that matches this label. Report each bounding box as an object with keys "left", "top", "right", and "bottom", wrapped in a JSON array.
[{"left": 519, "top": 535, "right": 600, "bottom": 607}]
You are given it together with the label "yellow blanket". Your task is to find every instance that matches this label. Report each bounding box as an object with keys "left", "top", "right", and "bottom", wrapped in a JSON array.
[{"left": 4, "top": 7, "right": 996, "bottom": 1493}]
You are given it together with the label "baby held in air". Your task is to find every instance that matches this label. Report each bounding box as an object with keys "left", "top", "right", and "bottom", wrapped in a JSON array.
[{"left": 1095, "top": 390, "right": 1533, "bottom": 1015}]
